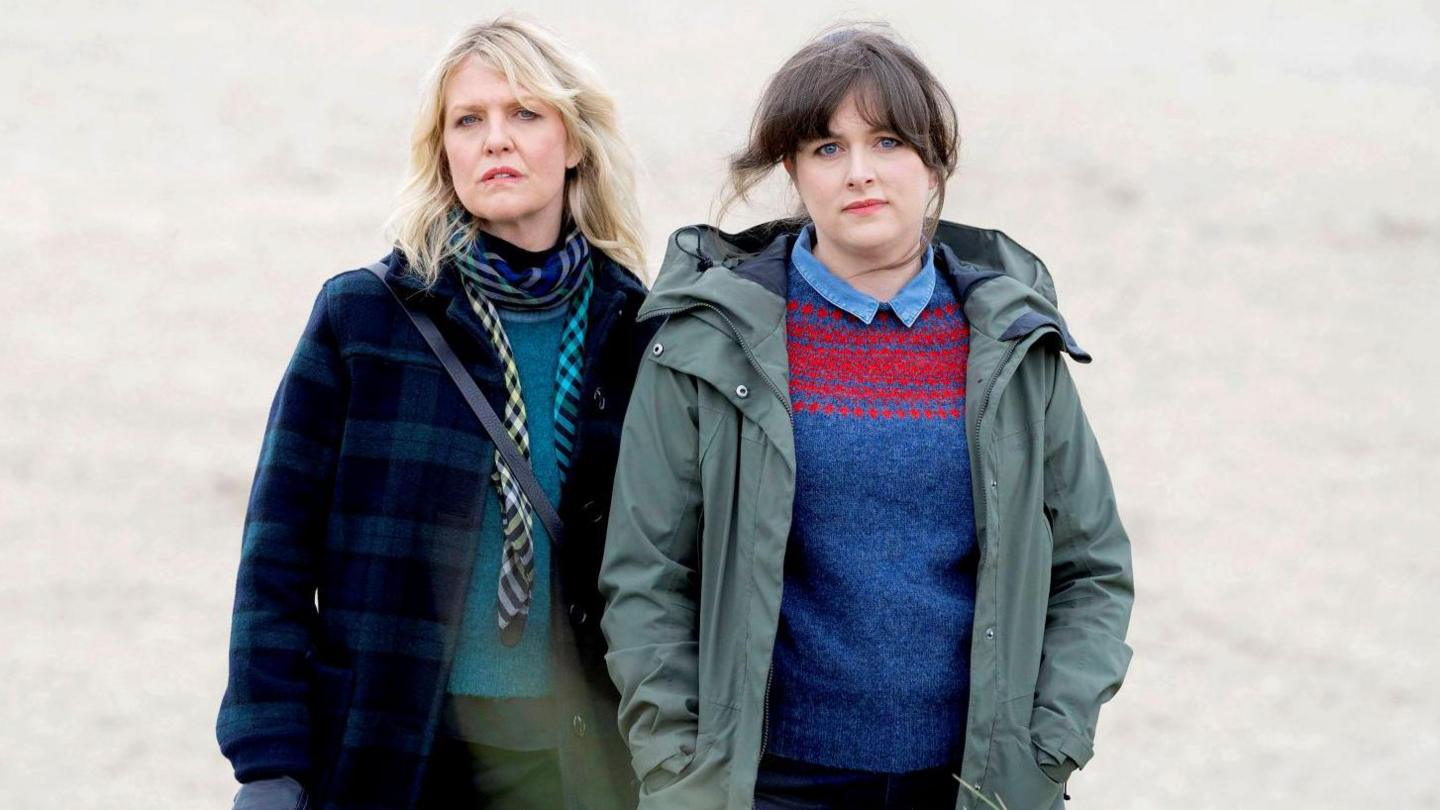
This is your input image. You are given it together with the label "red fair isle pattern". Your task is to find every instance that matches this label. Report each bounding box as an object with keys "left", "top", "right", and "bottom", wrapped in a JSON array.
[{"left": 786, "top": 299, "right": 969, "bottom": 420}]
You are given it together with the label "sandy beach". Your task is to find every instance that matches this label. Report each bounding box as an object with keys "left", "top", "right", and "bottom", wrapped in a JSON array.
[{"left": 2, "top": 2, "right": 1437, "bottom": 807}]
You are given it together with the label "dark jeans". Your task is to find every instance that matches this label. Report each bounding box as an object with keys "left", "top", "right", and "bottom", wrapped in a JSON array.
[
  {"left": 754, "top": 753, "right": 961, "bottom": 810},
  {"left": 417, "top": 736, "right": 564, "bottom": 810}
]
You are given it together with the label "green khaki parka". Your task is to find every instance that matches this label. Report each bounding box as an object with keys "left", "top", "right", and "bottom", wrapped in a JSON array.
[{"left": 598, "top": 221, "right": 1134, "bottom": 810}]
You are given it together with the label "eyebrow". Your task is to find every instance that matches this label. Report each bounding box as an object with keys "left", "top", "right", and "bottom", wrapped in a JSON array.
[
  {"left": 447, "top": 99, "right": 535, "bottom": 112},
  {"left": 804, "top": 125, "right": 896, "bottom": 142}
]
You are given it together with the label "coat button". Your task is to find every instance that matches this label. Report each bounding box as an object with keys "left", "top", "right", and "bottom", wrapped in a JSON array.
[
  {"left": 582, "top": 499, "right": 604, "bottom": 524},
  {"left": 651, "top": 343, "right": 664, "bottom": 356},
  {"left": 593, "top": 387, "right": 606, "bottom": 411},
  {"left": 572, "top": 714, "right": 587, "bottom": 737},
  {"left": 568, "top": 603, "right": 589, "bottom": 626},
  {"left": 735, "top": 384, "right": 749, "bottom": 398},
  {"left": 985, "top": 627, "right": 996, "bottom": 640}
]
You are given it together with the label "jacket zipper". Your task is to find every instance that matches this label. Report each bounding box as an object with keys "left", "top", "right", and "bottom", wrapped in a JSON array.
[
  {"left": 971, "top": 340, "right": 1018, "bottom": 458},
  {"left": 750, "top": 667, "right": 774, "bottom": 809},
  {"left": 639, "top": 303, "right": 793, "bottom": 421},
  {"left": 759, "top": 666, "right": 774, "bottom": 758}
]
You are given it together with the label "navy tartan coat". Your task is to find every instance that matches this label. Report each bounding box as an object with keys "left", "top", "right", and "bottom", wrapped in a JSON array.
[{"left": 217, "top": 248, "right": 656, "bottom": 810}]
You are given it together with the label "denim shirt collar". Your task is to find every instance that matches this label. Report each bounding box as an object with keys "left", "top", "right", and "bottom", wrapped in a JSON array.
[{"left": 790, "top": 226, "right": 936, "bottom": 328}]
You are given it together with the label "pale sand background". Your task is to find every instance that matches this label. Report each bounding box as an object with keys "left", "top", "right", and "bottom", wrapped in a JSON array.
[{"left": 2, "top": 1, "right": 1437, "bottom": 807}]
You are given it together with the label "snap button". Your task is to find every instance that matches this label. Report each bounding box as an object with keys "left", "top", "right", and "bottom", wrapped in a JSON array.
[
  {"left": 735, "top": 384, "right": 749, "bottom": 398},
  {"left": 593, "top": 387, "right": 606, "bottom": 411},
  {"left": 985, "top": 627, "right": 996, "bottom": 640},
  {"left": 572, "top": 714, "right": 587, "bottom": 737},
  {"left": 651, "top": 343, "right": 664, "bottom": 356}
]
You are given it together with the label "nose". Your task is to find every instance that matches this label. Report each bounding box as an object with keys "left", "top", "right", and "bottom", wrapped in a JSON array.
[
  {"left": 845, "top": 150, "right": 876, "bottom": 189},
  {"left": 482, "top": 117, "right": 514, "bottom": 156}
]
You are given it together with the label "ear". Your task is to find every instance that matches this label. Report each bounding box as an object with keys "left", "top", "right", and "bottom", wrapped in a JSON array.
[
  {"left": 782, "top": 156, "right": 796, "bottom": 181},
  {"left": 565, "top": 138, "right": 582, "bottom": 170},
  {"left": 928, "top": 167, "right": 939, "bottom": 190}
]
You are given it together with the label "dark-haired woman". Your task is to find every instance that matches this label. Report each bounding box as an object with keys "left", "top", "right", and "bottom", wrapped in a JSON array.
[{"left": 599, "top": 24, "right": 1133, "bottom": 810}]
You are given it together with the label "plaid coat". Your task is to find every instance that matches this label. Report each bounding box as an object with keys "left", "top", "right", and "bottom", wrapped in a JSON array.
[{"left": 217, "top": 249, "right": 656, "bottom": 809}]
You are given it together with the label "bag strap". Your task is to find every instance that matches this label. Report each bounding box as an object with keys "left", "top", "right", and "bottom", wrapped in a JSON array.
[{"left": 364, "top": 261, "right": 566, "bottom": 549}]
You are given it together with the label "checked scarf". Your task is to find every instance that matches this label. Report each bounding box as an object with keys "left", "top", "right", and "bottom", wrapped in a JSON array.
[{"left": 452, "top": 221, "right": 594, "bottom": 646}]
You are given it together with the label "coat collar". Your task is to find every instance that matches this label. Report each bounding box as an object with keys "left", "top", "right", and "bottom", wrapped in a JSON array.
[{"left": 642, "top": 220, "right": 1090, "bottom": 364}]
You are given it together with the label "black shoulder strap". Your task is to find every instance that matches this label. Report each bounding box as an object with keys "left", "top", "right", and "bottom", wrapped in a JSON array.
[{"left": 363, "top": 261, "right": 565, "bottom": 548}]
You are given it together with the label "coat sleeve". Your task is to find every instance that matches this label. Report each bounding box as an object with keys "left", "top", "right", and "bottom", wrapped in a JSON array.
[
  {"left": 217, "top": 283, "right": 348, "bottom": 784},
  {"left": 597, "top": 353, "right": 705, "bottom": 789},
  {"left": 1031, "top": 356, "right": 1134, "bottom": 778}
]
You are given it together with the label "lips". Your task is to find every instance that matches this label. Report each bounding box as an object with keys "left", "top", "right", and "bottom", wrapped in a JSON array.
[
  {"left": 843, "top": 198, "right": 887, "bottom": 213},
  {"left": 481, "top": 166, "right": 523, "bottom": 182}
]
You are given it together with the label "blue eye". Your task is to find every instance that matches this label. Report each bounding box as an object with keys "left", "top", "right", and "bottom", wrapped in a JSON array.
[
  {"left": 877, "top": 137, "right": 901, "bottom": 149},
  {"left": 457, "top": 114, "right": 480, "bottom": 127},
  {"left": 516, "top": 108, "right": 538, "bottom": 120},
  {"left": 816, "top": 143, "right": 841, "bottom": 157}
]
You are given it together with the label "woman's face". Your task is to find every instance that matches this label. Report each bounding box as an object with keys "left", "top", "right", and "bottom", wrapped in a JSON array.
[
  {"left": 788, "top": 92, "right": 936, "bottom": 264},
  {"left": 443, "top": 55, "right": 579, "bottom": 248}
]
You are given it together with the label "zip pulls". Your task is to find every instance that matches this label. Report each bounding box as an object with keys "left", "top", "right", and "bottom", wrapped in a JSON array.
[{"left": 640, "top": 303, "right": 793, "bottom": 422}]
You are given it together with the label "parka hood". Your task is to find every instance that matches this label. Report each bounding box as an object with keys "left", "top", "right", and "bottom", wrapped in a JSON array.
[{"left": 640, "top": 219, "right": 1090, "bottom": 363}]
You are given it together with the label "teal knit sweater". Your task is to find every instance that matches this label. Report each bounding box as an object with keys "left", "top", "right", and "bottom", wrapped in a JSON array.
[{"left": 448, "top": 303, "right": 566, "bottom": 704}]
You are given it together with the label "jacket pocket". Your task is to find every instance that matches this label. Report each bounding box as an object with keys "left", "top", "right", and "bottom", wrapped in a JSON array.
[{"left": 985, "top": 736, "right": 1063, "bottom": 810}]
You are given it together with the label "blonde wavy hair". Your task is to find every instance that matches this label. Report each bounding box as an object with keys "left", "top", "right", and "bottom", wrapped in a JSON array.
[{"left": 386, "top": 16, "right": 646, "bottom": 284}]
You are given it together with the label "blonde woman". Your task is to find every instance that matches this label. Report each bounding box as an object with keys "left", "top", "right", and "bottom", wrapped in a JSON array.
[{"left": 217, "top": 17, "right": 653, "bottom": 810}]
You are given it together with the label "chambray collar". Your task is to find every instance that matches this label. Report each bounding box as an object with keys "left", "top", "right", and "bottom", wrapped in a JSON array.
[{"left": 790, "top": 226, "right": 936, "bottom": 328}]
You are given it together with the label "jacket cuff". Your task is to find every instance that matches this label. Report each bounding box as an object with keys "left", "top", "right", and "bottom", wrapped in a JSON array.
[
  {"left": 1033, "top": 745, "right": 1076, "bottom": 784},
  {"left": 631, "top": 741, "right": 692, "bottom": 782},
  {"left": 224, "top": 733, "right": 313, "bottom": 784},
  {"left": 1028, "top": 705, "right": 1095, "bottom": 770}
]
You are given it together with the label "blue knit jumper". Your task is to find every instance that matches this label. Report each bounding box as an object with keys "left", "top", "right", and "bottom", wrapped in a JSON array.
[{"left": 768, "top": 235, "right": 979, "bottom": 773}]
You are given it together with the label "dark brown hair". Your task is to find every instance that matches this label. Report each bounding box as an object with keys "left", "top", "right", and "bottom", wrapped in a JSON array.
[{"left": 721, "top": 23, "right": 960, "bottom": 243}]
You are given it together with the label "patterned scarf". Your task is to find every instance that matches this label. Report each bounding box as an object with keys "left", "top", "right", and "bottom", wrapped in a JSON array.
[{"left": 451, "top": 219, "right": 594, "bottom": 646}]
